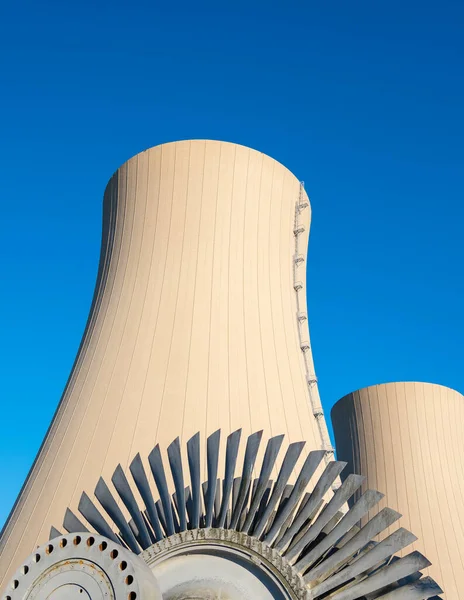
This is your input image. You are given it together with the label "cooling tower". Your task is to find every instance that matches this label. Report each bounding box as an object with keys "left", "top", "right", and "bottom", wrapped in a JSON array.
[
  {"left": 0, "top": 140, "right": 332, "bottom": 587},
  {"left": 332, "top": 381, "right": 464, "bottom": 600}
]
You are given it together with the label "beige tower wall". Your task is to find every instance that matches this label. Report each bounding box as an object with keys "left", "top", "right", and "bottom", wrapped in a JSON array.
[
  {"left": 0, "top": 140, "right": 332, "bottom": 586},
  {"left": 331, "top": 381, "right": 464, "bottom": 600}
]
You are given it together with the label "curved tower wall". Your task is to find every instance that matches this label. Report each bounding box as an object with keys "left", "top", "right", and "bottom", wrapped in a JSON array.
[
  {"left": 0, "top": 140, "right": 331, "bottom": 586},
  {"left": 331, "top": 381, "right": 464, "bottom": 600}
]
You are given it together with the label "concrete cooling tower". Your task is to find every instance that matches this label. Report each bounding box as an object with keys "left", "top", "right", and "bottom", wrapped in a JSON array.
[
  {"left": 0, "top": 142, "right": 443, "bottom": 599},
  {"left": 332, "top": 381, "right": 464, "bottom": 600}
]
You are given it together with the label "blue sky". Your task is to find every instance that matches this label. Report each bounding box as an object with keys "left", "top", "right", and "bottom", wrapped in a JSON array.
[{"left": 0, "top": 0, "right": 463, "bottom": 528}]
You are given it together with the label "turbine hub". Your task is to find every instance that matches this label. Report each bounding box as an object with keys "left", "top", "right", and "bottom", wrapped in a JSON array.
[{"left": 144, "top": 528, "right": 304, "bottom": 599}]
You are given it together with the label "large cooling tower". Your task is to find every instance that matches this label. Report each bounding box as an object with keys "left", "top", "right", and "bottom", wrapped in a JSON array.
[
  {"left": 332, "top": 381, "right": 464, "bottom": 600},
  {"left": 0, "top": 143, "right": 442, "bottom": 600},
  {"left": 0, "top": 141, "right": 331, "bottom": 586}
]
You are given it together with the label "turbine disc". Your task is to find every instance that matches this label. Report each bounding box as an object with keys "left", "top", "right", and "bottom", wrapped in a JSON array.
[{"left": 1, "top": 532, "right": 161, "bottom": 600}]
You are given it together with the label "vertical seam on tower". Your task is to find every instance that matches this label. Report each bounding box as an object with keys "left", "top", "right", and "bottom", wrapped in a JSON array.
[
  {"left": 127, "top": 148, "right": 161, "bottom": 464},
  {"left": 205, "top": 143, "right": 221, "bottom": 438},
  {"left": 128, "top": 147, "right": 163, "bottom": 462},
  {"left": 242, "top": 150, "right": 252, "bottom": 435},
  {"left": 273, "top": 167, "right": 291, "bottom": 442},
  {"left": 156, "top": 142, "right": 191, "bottom": 444},
  {"left": 430, "top": 385, "right": 458, "bottom": 586},
  {"left": 256, "top": 156, "right": 272, "bottom": 437},
  {"left": 350, "top": 395, "right": 361, "bottom": 502},
  {"left": 404, "top": 381, "right": 425, "bottom": 555},
  {"left": 419, "top": 383, "right": 446, "bottom": 583},
  {"left": 180, "top": 141, "right": 203, "bottom": 440},
  {"left": 411, "top": 383, "right": 436, "bottom": 575},
  {"left": 266, "top": 162, "right": 285, "bottom": 440},
  {"left": 227, "top": 147, "right": 237, "bottom": 433},
  {"left": 356, "top": 391, "right": 368, "bottom": 512},
  {"left": 392, "top": 383, "right": 409, "bottom": 543},
  {"left": 367, "top": 388, "right": 378, "bottom": 501},
  {"left": 148, "top": 144, "right": 176, "bottom": 449},
  {"left": 374, "top": 386, "right": 388, "bottom": 533},
  {"left": 441, "top": 387, "right": 464, "bottom": 576},
  {"left": 101, "top": 152, "right": 150, "bottom": 477}
]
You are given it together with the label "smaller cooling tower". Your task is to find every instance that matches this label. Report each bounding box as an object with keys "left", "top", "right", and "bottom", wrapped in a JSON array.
[{"left": 332, "top": 381, "right": 464, "bottom": 600}]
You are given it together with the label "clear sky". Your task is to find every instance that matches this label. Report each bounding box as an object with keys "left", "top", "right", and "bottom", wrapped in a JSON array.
[{"left": 1, "top": 0, "right": 463, "bottom": 529}]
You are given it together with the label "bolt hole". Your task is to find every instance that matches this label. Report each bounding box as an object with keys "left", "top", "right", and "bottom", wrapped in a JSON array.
[
  {"left": 12, "top": 581, "right": 19, "bottom": 590},
  {"left": 119, "top": 561, "right": 127, "bottom": 571},
  {"left": 99, "top": 541, "right": 107, "bottom": 551},
  {"left": 60, "top": 538, "right": 67, "bottom": 548},
  {"left": 87, "top": 537, "right": 95, "bottom": 547},
  {"left": 128, "top": 593, "right": 137, "bottom": 600},
  {"left": 34, "top": 554, "right": 41, "bottom": 563},
  {"left": 125, "top": 575, "right": 134, "bottom": 585},
  {"left": 73, "top": 536, "right": 81, "bottom": 546},
  {"left": 110, "top": 549, "right": 119, "bottom": 559},
  {"left": 46, "top": 544, "right": 54, "bottom": 555},
  {"left": 21, "top": 565, "right": 29, "bottom": 575}
]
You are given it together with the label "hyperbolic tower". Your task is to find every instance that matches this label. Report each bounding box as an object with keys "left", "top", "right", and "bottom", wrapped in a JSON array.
[
  {"left": 0, "top": 141, "right": 442, "bottom": 599},
  {"left": 0, "top": 141, "right": 330, "bottom": 582}
]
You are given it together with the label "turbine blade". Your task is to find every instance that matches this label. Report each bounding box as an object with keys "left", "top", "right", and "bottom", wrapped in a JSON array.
[
  {"left": 129, "top": 453, "right": 164, "bottom": 541},
  {"left": 112, "top": 464, "right": 152, "bottom": 549},
  {"left": 205, "top": 429, "right": 221, "bottom": 527},
  {"left": 94, "top": 477, "right": 140, "bottom": 554},
  {"left": 217, "top": 429, "right": 241, "bottom": 528},
  {"left": 63, "top": 508, "right": 89, "bottom": 534},
  {"left": 252, "top": 441, "right": 305, "bottom": 538},
  {"left": 230, "top": 430, "right": 263, "bottom": 530},
  {"left": 187, "top": 432, "right": 201, "bottom": 529},
  {"left": 167, "top": 437, "right": 187, "bottom": 532},
  {"left": 78, "top": 491, "right": 121, "bottom": 546},
  {"left": 148, "top": 444, "right": 175, "bottom": 536},
  {"left": 242, "top": 434, "right": 284, "bottom": 533}
]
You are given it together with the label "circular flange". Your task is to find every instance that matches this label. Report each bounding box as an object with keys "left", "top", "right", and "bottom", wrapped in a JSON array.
[
  {"left": 1, "top": 532, "right": 162, "bottom": 600},
  {"left": 143, "top": 528, "right": 308, "bottom": 600},
  {"left": 26, "top": 559, "right": 113, "bottom": 600}
]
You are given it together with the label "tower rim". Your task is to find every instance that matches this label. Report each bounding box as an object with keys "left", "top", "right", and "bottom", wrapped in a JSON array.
[
  {"left": 332, "top": 379, "right": 463, "bottom": 417},
  {"left": 105, "top": 139, "right": 308, "bottom": 198}
]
